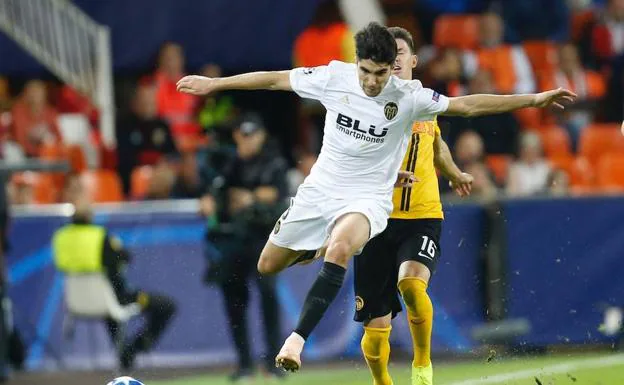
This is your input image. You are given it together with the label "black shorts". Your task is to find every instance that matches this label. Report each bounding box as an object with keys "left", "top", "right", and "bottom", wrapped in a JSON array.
[{"left": 353, "top": 218, "right": 442, "bottom": 323}]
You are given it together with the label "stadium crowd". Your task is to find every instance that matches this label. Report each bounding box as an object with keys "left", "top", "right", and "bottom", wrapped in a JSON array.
[{"left": 0, "top": 0, "right": 624, "bottom": 206}]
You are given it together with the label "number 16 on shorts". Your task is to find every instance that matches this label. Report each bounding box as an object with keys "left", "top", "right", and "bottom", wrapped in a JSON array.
[{"left": 418, "top": 235, "right": 437, "bottom": 260}]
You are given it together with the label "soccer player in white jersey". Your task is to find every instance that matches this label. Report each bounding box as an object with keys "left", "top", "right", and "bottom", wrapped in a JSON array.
[{"left": 177, "top": 22, "right": 576, "bottom": 373}]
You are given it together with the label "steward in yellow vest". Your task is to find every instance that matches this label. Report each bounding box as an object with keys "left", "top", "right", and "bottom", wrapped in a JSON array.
[{"left": 52, "top": 202, "right": 176, "bottom": 370}]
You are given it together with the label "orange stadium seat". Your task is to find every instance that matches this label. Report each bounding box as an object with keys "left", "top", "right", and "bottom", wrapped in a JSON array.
[
  {"left": 130, "top": 165, "right": 154, "bottom": 199},
  {"left": 66, "top": 144, "right": 88, "bottom": 173},
  {"left": 522, "top": 41, "right": 558, "bottom": 79},
  {"left": 39, "top": 142, "right": 66, "bottom": 160},
  {"left": 81, "top": 170, "right": 124, "bottom": 202},
  {"left": 579, "top": 124, "right": 624, "bottom": 166},
  {"left": 548, "top": 155, "right": 594, "bottom": 187},
  {"left": 514, "top": 108, "right": 542, "bottom": 129},
  {"left": 537, "top": 125, "right": 572, "bottom": 157},
  {"left": 433, "top": 15, "right": 479, "bottom": 50},
  {"left": 597, "top": 153, "right": 624, "bottom": 191},
  {"left": 485, "top": 154, "right": 511, "bottom": 185}
]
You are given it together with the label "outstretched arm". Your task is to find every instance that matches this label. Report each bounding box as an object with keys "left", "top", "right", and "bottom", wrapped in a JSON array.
[
  {"left": 433, "top": 134, "right": 473, "bottom": 197},
  {"left": 177, "top": 71, "right": 292, "bottom": 96},
  {"left": 444, "top": 88, "right": 577, "bottom": 117}
]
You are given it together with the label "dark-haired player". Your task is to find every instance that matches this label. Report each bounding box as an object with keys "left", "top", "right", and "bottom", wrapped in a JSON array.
[{"left": 177, "top": 22, "right": 576, "bottom": 373}]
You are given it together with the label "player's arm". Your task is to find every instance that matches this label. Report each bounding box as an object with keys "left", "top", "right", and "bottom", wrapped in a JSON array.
[
  {"left": 177, "top": 71, "right": 292, "bottom": 95},
  {"left": 443, "top": 88, "right": 577, "bottom": 117},
  {"left": 433, "top": 133, "right": 473, "bottom": 197}
]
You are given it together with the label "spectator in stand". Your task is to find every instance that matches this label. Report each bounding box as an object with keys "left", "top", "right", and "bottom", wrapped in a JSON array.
[
  {"left": 55, "top": 85, "right": 99, "bottom": 130},
  {"left": 464, "top": 12, "right": 536, "bottom": 94},
  {"left": 152, "top": 42, "right": 199, "bottom": 137},
  {"left": 541, "top": 43, "right": 606, "bottom": 148},
  {"left": 0, "top": 77, "right": 10, "bottom": 112},
  {"left": 441, "top": 70, "right": 520, "bottom": 155},
  {"left": 196, "top": 64, "right": 237, "bottom": 144},
  {"left": 464, "top": 162, "right": 499, "bottom": 200},
  {"left": 453, "top": 130, "right": 487, "bottom": 170},
  {"left": 444, "top": 130, "right": 498, "bottom": 198},
  {"left": 592, "top": 0, "right": 624, "bottom": 63},
  {"left": 427, "top": 48, "right": 469, "bottom": 97},
  {"left": 293, "top": 0, "right": 355, "bottom": 68},
  {"left": 116, "top": 84, "right": 178, "bottom": 196},
  {"left": 10, "top": 80, "right": 62, "bottom": 157},
  {"left": 506, "top": 131, "right": 552, "bottom": 197},
  {"left": 170, "top": 152, "right": 202, "bottom": 199},
  {"left": 7, "top": 175, "right": 34, "bottom": 205},
  {"left": 502, "top": 0, "right": 570, "bottom": 42}
]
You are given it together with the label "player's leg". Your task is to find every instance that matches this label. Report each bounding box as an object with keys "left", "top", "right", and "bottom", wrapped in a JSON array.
[
  {"left": 362, "top": 315, "right": 393, "bottom": 385},
  {"left": 257, "top": 240, "right": 305, "bottom": 275},
  {"left": 258, "top": 194, "right": 326, "bottom": 275},
  {"left": 395, "top": 219, "right": 442, "bottom": 385},
  {"left": 354, "top": 230, "right": 401, "bottom": 385},
  {"left": 276, "top": 212, "right": 372, "bottom": 371}
]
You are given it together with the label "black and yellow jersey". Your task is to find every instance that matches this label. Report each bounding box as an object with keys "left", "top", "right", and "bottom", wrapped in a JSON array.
[{"left": 391, "top": 119, "right": 443, "bottom": 220}]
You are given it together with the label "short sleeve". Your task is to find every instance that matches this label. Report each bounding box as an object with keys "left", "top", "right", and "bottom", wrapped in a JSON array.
[
  {"left": 289, "top": 66, "right": 331, "bottom": 101},
  {"left": 411, "top": 88, "right": 450, "bottom": 122}
]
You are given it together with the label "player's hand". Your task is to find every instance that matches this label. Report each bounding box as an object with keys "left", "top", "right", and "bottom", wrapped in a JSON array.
[
  {"left": 177, "top": 75, "right": 218, "bottom": 95},
  {"left": 395, "top": 170, "right": 418, "bottom": 188},
  {"left": 449, "top": 172, "right": 473, "bottom": 197},
  {"left": 533, "top": 88, "right": 577, "bottom": 110}
]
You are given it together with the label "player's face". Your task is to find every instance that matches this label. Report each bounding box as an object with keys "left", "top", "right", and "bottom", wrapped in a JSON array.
[
  {"left": 393, "top": 39, "right": 418, "bottom": 80},
  {"left": 357, "top": 59, "right": 393, "bottom": 97}
]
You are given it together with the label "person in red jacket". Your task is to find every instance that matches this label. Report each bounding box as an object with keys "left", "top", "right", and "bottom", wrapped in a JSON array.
[{"left": 592, "top": 0, "right": 624, "bottom": 62}]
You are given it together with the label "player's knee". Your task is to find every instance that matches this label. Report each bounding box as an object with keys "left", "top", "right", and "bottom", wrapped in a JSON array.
[
  {"left": 325, "top": 239, "right": 353, "bottom": 266},
  {"left": 365, "top": 316, "right": 392, "bottom": 329},
  {"left": 398, "top": 278, "right": 429, "bottom": 313},
  {"left": 361, "top": 326, "right": 390, "bottom": 358},
  {"left": 401, "top": 287, "right": 418, "bottom": 309}
]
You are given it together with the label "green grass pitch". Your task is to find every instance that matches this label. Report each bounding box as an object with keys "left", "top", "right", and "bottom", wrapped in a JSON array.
[{"left": 150, "top": 352, "right": 624, "bottom": 385}]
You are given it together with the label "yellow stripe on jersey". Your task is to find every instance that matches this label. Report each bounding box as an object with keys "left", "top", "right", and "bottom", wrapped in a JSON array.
[{"left": 391, "top": 120, "right": 443, "bottom": 220}]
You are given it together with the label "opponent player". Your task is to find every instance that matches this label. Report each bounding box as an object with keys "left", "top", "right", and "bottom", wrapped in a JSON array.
[
  {"left": 177, "top": 22, "right": 575, "bottom": 373},
  {"left": 355, "top": 27, "right": 471, "bottom": 385}
]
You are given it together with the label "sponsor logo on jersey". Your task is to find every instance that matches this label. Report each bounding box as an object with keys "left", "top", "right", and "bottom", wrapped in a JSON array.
[
  {"left": 303, "top": 67, "right": 316, "bottom": 75},
  {"left": 412, "top": 121, "right": 436, "bottom": 137},
  {"left": 384, "top": 102, "right": 398, "bottom": 120},
  {"left": 335, "top": 113, "right": 388, "bottom": 143}
]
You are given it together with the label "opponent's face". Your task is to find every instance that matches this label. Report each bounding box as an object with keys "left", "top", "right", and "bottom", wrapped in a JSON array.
[
  {"left": 357, "top": 59, "right": 393, "bottom": 97},
  {"left": 392, "top": 38, "right": 418, "bottom": 80}
]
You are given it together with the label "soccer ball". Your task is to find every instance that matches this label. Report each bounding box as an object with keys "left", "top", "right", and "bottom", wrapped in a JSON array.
[{"left": 106, "top": 376, "right": 145, "bottom": 385}]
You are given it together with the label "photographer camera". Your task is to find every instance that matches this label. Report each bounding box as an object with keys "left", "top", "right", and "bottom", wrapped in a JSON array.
[{"left": 199, "top": 113, "right": 288, "bottom": 382}]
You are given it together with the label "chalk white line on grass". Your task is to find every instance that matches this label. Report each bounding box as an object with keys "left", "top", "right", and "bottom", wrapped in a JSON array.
[{"left": 447, "top": 353, "right": 624, "bottom": 385}]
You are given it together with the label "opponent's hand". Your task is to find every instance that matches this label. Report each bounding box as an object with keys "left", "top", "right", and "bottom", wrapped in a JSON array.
[
  {"left": 177, "top": 75, "right": 218, "bottom": 95},
  {"left": 395, "top": 170, "right": 418, "bottom": 188},
  {"left": 449, "top": 172, "right": 473, "bottom": 197},
  {"left": 533, "top": 87, "right": 577, "bottom": 110}
]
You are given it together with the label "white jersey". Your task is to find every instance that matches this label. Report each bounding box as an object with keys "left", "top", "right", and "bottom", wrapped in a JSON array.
[{"left": 289, "top": 60, "right": 449, "bottom": 200}]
